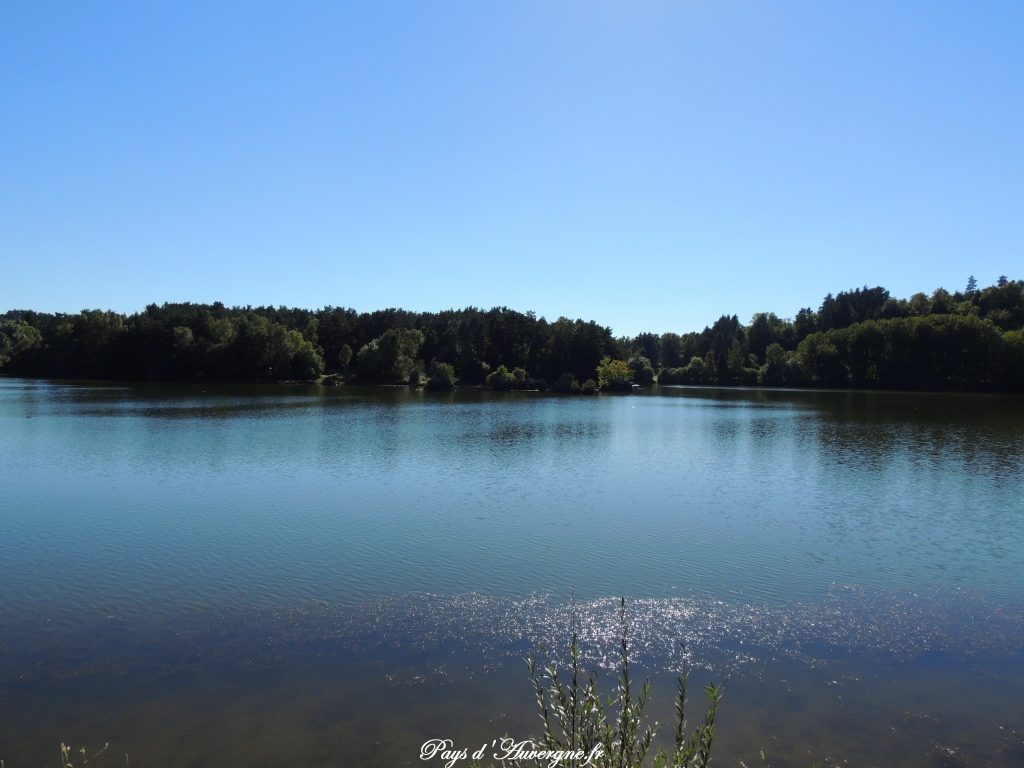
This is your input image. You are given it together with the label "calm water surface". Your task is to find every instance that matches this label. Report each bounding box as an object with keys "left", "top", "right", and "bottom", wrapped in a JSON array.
[{"left": 1, "top": 378, "right": 1023, "bottom": 766}]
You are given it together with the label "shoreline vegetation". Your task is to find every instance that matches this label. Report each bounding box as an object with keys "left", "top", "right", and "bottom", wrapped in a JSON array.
[{"left": 2, "top": 276, "right": 1022, "bottom": 393}]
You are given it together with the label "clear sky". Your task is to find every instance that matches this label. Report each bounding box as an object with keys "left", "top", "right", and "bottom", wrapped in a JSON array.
[{"left": 2, "top": 1, "right": 1021, "bottom": 336}]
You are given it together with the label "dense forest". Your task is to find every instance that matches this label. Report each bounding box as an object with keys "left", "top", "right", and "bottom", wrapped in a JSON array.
[{"left": 2, "top": 276, "right": 1022, "bottom": 392}]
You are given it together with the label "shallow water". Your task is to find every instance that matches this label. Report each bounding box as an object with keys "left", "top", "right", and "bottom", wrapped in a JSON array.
[{"left": 1, "top": 379, "right": 1023, "bottom": 765}]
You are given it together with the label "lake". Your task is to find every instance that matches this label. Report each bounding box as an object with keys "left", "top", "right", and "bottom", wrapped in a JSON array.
[{"left": 1, "top": 378, "right": 1023, "bottom": 766}]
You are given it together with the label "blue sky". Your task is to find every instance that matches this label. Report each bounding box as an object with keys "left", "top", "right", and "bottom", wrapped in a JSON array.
[{"left": 2, "top": 1, "right": 1021, "bottom": 336}]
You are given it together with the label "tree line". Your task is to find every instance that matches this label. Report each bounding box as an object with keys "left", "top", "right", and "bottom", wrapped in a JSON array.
[{"left": 1, "top": 275, "right": 1022, "bottom": 392}]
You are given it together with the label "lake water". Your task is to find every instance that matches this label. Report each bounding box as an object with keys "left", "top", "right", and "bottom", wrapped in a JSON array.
[{"left": 1, "top": 378, "right": 1023, "bottom": 766}]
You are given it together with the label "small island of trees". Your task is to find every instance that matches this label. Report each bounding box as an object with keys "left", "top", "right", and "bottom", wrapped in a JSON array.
[{"left": 2, "top": 276, "right": 1022, "bottom": 392}]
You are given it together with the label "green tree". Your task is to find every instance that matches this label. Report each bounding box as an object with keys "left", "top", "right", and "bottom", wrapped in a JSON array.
[
  {"left": 0, "top": 319, "right": 43, "bottom": 369},
  {"left": 426, "top": 361, "right": 456, "bottom": 390},
  {"left": 659, "top": 332, "right": 683, "bottom": 369},
  {"left": 632, "top": 331, "right": 662, "bottom": 368},
  {"left": 796, "top": 334, "right": 846, "bottom": 387},
  {"left": 337, "top": 344, "right": 353, "bottom": 372},
  {"left": 930, "top": 288, "right": 953, "bottom": 314},
  {"left": 759, "top": 343, "right": 789, "bottom": 386},
  {"left": 628, "top": 354, "right": 655, "bottom": 386},
  {"left": 1002, "top": 330, "right": 1024, "bottom": 388},
  {"left": 550, "top": 373, "right": 580, "bottom": 393},
  {"left": 356, "top": 328, "right": 424, "bottom": 382},
  {"left": 596, "top": 356, "right": 632, "bottom": 390},
  {"left": 486, "top": 364, "right": 514, "bottom": 390},
  {"left": 288, "top": 333, "right": 325, "bottom": 379}
]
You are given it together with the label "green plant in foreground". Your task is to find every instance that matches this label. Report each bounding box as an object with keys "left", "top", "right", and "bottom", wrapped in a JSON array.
[
  {"left": 2, "top": 741, "right": 127, "bottom": 768},
  {"left": 489, "top": 597, "right": 723, "bottom": 768},
  {"left": 56, "top": 743, "right": 124, "bottom": 767}
]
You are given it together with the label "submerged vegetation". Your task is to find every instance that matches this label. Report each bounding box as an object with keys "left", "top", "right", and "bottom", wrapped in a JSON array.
[{"left": 2, "top": 276, "right": 1022, "bottom": 391}]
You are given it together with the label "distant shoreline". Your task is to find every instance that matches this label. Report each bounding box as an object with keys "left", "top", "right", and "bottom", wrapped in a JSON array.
[{"left": 3, "top": 279, "right": 1022, "bottom": 393}]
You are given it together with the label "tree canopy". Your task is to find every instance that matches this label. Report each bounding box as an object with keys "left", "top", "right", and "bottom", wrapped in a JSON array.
[{"left": 2, "top": 276, "right": 1022, "bottom": 392}]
